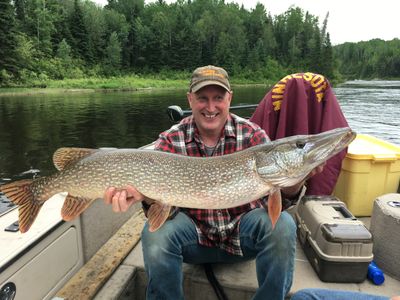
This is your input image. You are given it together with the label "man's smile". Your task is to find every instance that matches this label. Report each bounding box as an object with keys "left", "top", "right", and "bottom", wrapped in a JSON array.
[{"left": 202, "top": 112, "right": 219, "bottom": 119}]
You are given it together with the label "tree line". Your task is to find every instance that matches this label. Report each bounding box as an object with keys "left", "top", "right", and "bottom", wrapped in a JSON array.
[
  {"left": 0, "top": 0, "right": 398, "bottom": 87},
  {"left": 334, "top": 39, "right": 400, "bottom": 79}
]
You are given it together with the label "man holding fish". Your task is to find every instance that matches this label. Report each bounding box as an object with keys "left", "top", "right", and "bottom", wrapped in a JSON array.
[{"left": 104, "top": 65, "right": 325, "bottom": 300}]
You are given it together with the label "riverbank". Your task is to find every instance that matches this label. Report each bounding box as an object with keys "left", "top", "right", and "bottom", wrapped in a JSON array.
[
  {"left": 0, "top": 77, "right": 187, "bottom": 96},
  {"left": 0, "top": 75, "right": 274, "bottom": 97}
]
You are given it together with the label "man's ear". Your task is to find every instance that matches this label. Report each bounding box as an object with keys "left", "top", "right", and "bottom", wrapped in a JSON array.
[
  {"left": 227, "top": 90, "right": 233, "bottom": 104},
  {"left": 187, "top": 92, "right": 193, "bottom": 108}
]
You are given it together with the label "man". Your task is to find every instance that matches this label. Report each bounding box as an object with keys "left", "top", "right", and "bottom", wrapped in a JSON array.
[{"left": 104, "top": 65, "right": 321, "bottom": 300}]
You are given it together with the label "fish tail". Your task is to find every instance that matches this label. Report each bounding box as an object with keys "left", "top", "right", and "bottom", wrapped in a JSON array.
[{"left": 0, "top": 179, "right": 44, "bottom": 233}]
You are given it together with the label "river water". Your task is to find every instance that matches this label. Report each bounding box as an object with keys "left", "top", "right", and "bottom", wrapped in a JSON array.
[{"left": 0, "top": 80, "right": 399, "bottom": 179}]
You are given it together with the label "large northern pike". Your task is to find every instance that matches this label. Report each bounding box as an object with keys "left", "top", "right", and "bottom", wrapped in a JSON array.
[{"left": 0, "top": 127, "right": 355, "bottom": 233}]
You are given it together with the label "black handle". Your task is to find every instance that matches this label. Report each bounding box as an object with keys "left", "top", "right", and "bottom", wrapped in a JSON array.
[{"left": 335, "top": 205, "right": 357, "bottom": 220}]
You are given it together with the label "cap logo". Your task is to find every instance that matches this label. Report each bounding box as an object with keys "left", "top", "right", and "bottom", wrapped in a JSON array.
[{"left": 199, "top": 69, "right": 224, "bottom": 79}]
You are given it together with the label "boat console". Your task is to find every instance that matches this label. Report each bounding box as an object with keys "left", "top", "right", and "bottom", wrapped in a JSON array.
[{"left": 0, "top": 193, "right": 84, "bottom": 300}]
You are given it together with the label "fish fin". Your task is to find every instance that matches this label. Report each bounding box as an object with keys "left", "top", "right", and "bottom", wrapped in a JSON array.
[
  {"left": 147, "top": 202, "right": 172, "bottom": 232},
  {"left": 268, "top": 190, "right": 282, "bottom": 229},
  {"left": 0, "top": 179, "right": 44, "bottom": 233},
  {"left": 53, "top": 147, "right": 98, "bottom": 171},
  {"left": 61, "top": 194, "right": 92, "bottom": 221}
]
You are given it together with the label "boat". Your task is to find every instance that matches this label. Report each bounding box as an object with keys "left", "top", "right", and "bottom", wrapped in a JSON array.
[{"left": 0, "top": 109, "right": 399, "bottom": 300}]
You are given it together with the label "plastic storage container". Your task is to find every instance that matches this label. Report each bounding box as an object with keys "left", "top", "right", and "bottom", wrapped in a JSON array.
[
  {"left": 334, "top": 134, "right": 400, "bottom": 216},
  {"left": 295, "top": 196, "right": 373, "bottom": 283}
]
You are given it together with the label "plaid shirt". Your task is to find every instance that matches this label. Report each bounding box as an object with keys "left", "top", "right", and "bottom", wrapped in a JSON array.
[{"left": 153, "top": 113, "right": 269, "bottom": 255}]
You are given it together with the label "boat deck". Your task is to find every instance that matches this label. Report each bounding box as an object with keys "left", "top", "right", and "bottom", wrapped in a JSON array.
[{"left": 92, "top": 217, "right": 399, "bottom": 300}]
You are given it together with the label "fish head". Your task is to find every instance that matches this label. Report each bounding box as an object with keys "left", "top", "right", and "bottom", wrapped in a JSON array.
[{"left": 255, "top": 127, "right": 356, "bottom": 187}]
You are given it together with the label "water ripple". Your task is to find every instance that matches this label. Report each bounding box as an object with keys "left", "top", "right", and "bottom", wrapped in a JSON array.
[{"left": 334, "top": 83, "right": 400, "bottom": 146}]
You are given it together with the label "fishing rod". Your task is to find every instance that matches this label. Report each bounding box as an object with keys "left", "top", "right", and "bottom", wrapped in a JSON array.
[{"left": 166, "top": 104, "right": 258, "bottom": 122}]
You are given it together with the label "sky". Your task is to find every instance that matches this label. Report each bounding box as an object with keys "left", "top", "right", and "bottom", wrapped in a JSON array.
[{"left": 93, "top": 0, "right": 400, "bottom": 45}]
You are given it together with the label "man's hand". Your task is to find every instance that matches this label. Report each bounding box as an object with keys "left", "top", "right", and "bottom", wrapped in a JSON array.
[
  {"left": 104, "top": 185, "right": 145, "bottom": 212},
  {"left": 281, "top": 163, "right": 325, "bottom": 198}
]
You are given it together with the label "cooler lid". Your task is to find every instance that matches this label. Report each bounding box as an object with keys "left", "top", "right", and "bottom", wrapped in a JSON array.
[
  {"left": 321, "top": 223, "right": 372, "bottom": 243},
  {"left": 347, "top": 134, "right": 400, "bottom": 161}
]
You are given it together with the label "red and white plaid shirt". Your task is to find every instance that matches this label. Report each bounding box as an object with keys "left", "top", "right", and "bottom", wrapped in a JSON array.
[{"left": 153, "top": 113, "right": 269, "bottom": 255}]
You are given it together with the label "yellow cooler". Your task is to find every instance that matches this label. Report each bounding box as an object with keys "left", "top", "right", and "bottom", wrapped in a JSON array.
[{"left": 334, "top": 134, "right": 400, "bottom": 216}]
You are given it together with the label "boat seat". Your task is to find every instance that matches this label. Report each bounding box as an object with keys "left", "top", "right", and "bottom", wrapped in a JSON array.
[{"left": 91, "top": 214, "right": 399, "bottom": 300}]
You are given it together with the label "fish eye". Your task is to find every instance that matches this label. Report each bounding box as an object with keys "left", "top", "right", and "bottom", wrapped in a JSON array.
[{"left": 296, "top": 141, "right": 306, "bottom": 149}]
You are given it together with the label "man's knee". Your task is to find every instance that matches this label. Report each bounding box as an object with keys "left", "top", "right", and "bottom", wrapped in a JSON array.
[
  {"left": 265, "top": 211, "right": 297, "bottom": 259},
  {"left": 275, "top": 212, "right": 297, "bottom": 239},
  {"left": 243, "top": 209, "right": 296, "bottom": 251},
  {"left": 291, "top": 289, "right": 315, "bottom": 300},
  {"left": 141, "top": 218, "right": 178, "bottom": 258},
  {"left": 141, "top": 212, "right": 196, "bottom": 261},
  {"left": 141, "top": 224, "right": 168, "bottom": 262}
]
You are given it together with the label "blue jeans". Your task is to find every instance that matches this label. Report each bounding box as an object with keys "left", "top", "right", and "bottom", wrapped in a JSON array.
[
  {"left": 291, "top": 289, "right": 390, "bottom": 300},
  {"left": 141, "top": 208, "right": 297, "bottom": 300}
]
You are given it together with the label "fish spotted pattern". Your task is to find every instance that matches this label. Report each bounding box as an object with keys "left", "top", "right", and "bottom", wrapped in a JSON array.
[{"left": 0, "top": 127, "right": 356, "bottom": 233}]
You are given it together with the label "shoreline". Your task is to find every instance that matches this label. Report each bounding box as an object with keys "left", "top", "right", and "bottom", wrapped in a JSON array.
[
  {"left": 0, "top": 83, "right": 271, "bottom": 97},
  {"left": 0, "top": 87, "right": 162, "bottom": 97}
]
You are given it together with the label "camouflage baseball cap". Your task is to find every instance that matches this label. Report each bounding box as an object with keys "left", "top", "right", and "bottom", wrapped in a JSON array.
[{"left": 189, "top": 65, "right": 231, "bottom": 93}]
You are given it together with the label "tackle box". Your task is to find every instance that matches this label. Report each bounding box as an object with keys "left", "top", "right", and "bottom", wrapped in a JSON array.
[{"left": 295, "top": 195, "right": 373, "bottom": 283}]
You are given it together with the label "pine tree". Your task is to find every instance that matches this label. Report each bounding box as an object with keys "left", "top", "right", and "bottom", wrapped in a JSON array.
[
  {"left": 14, "top": 0, "right": 26, "bottom": 24},
  {"left": 34, "top": 0, "right": 56, "bottom": 57},
  {"left": 0, "top": 0, "right": 19, "bottom": 76},
  {"left": 52, "top": 4, "right": 73, "bottom": 55},
  {"left": 70, "top": 0, "right": 90, "bottom": 61},
  {"left": 105, "top": 32, "right": 121, "bottom": 72},
  {"left": 321, "top": 33, "right": 334, "bottom": 78},
  {"left": 57, "top": 38, "right": 72, "bottom": 61}
]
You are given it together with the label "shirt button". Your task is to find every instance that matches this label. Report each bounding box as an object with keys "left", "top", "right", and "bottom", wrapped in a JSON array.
[{"left": 217, "top": 210, "right": 222, "bottom": 215}]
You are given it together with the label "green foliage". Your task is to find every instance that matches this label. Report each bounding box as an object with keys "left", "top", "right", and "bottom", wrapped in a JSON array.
[
  {"left": 0, "top": 0, "right": 19, "bottom": 77},
  {"left": 334, "top": 39, "right": 400, "bottom": 79},
  {"left": 0, "top": 69, "right": 15, "bottom": 87},
  {"left": 3, "top": 0, "right": 398, "bottom": 87},
  {"left": 70, "top": 0, "right": 91, "bottom": 61},
  {"left": 14, "top": 33, "right": 35, "bottom": 72},
  {"left": 57, "top": 39, "right": 72, "bottom": 61},
  {"left": 35, "top": 0, "right": 56, "bottom": 56},
  {"left": 104, "top": 32, "right": 122, "bottom": 74},
  {"left": 14, "top": 0, "right": 26, "bottom": 23}
]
